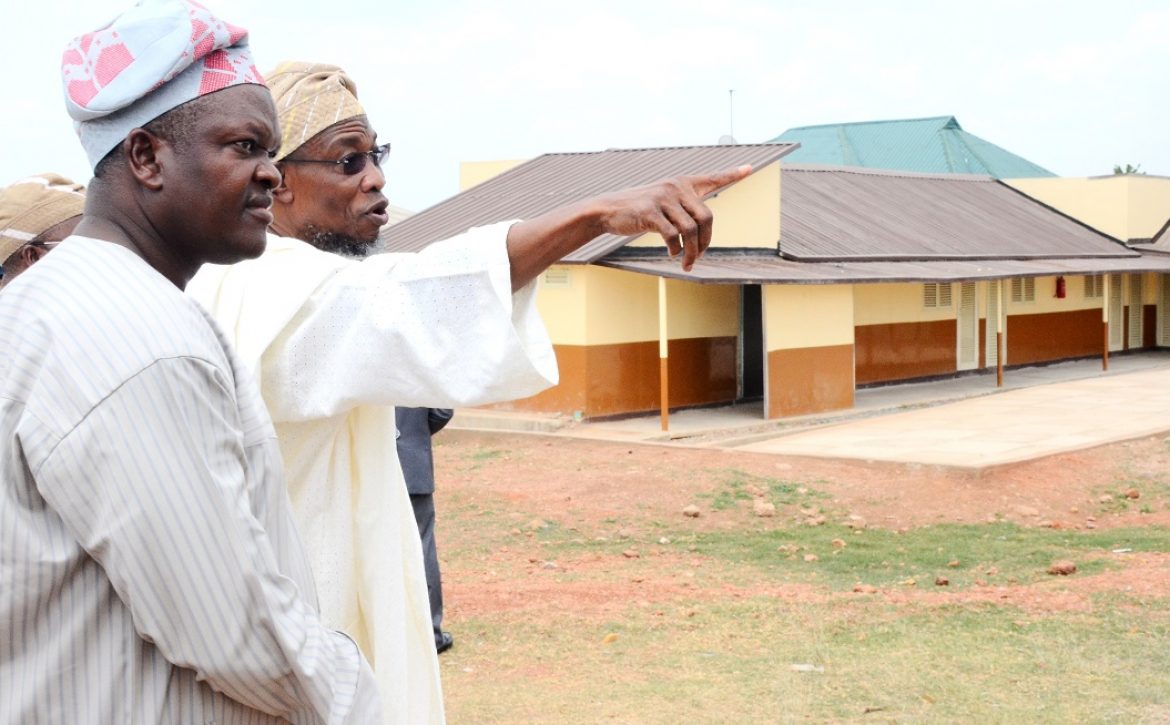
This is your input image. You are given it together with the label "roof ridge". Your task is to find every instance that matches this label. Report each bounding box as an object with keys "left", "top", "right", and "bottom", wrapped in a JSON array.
[
  {"left": 538, "top": 142, "right": 795, "bottom": 158},
  {"left": 781, "top": 163, "right": 994, "bottom": 181},
  {"left": 785, "top": 116, "right": 955, "bottom": 132}
]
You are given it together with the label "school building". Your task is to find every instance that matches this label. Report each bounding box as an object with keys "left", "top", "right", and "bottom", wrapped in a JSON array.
[{"left": 383, "top": 124, "right": 1170, "bottom": 423}]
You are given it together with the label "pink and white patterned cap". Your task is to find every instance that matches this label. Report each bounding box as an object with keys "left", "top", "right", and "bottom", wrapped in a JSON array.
[{"left": 61, "top": 0, "right": 265, "bottom": 168}]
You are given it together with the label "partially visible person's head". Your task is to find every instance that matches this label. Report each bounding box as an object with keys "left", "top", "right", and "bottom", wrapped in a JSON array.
[
  {"left": 0, "top": 173, "right": 85, "bottom": 289},
  {"left": 266, "top": 62, "right": 390, "bottom": 256},
  {"left": 61, "top": 0, "right": 280, "bottom": 275}
]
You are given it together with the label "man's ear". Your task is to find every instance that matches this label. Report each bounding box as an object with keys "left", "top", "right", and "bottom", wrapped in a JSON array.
[
  {"left": 125, "top": 128, "right": 166, "bottom": 191},
  {"left": 273, "top": 163, "right": 294, "bottom": 204},
  {"left": 20, "top": 244, "right": 50, "bottom": 266}
]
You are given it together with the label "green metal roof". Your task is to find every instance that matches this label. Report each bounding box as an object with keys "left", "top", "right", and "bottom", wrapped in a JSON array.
[{"left": 769, "top": 116, "right": 1054, "bottom": 178}]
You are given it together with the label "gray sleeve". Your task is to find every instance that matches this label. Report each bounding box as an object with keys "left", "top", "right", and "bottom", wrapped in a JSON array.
[{"left": 427, "top": 408, "right": 454, "bottom": 435}]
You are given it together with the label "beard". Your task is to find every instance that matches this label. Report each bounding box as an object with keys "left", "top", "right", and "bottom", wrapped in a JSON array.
[{"left": 306, "top": 228, "right": 384, "bottom": 259}]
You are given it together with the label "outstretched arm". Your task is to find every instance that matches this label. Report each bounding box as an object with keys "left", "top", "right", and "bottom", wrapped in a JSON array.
[{"left": 505, "top": 165, "right": 752, "bottom": 291}]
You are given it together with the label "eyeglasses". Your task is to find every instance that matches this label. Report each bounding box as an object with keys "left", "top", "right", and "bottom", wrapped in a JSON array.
[{"left": 282, "top": 143, "right": 391, "bottom": 176}]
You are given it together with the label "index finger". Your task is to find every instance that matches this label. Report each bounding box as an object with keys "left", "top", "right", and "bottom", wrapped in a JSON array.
[{"left": 689, "top": 164, "right": 752, "bottom": 198}]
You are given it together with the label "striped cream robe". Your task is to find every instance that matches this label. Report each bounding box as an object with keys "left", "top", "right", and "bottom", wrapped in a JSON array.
[{"left": 0, "top": 236, "right": 381, "bottom": 724}]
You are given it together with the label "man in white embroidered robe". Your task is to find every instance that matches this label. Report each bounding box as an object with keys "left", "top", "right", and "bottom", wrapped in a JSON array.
[
  {"left": 188, "top": 60, "right": 750, "bottom": 724},
  {"left": 190, "top": 221, "right": 553, "bottom": 723}
]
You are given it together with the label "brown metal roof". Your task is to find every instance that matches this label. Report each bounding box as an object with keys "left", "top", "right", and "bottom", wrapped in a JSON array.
[
  {"left": 1131, "top": 216, "right": 1170, "bottom": 255},
  {"left": 601, "top": 250, "right": 1170, "bottom": 285},
  {"left": 380, "top": 144, "right": 797, "bottom": 260},
  {"left": 778, "top": 165, "right": 1133, "bottom": 261}
]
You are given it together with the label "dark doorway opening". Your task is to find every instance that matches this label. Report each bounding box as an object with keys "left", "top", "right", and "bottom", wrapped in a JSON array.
[{"left": 740, "top": 284, "right": 763, "bottom": 400}]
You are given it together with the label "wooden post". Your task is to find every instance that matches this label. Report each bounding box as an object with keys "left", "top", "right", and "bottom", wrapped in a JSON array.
[
  {"left": 996, "top": 332, "right": 1004, "bottom": 387},
  {"left": 996, "top": 281, "right": 1005, "bottom": 387},
  {"left": 658, "top": 277, "right": 669, "bottom": 431},
  {"left": 1103, "top": 323, "right": 1110, "bottom": 370}
]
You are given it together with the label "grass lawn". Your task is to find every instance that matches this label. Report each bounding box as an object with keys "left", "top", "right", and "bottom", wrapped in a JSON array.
[{"left": 434, "top": 433, "right": 1170, "bottom": 723}]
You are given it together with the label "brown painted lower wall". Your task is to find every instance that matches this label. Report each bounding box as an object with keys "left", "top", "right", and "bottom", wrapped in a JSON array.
[
  {"left": 855, "top": 319, "right": 956, "bottom": 384},
  {"left": 494, "top": 345, "right": 589, "bottom": 414},
  {"left": 1007, "top": 308, "right": 1102, "bottom": 366},
  {"left": 495, "top": 303, "right": 1158, "bottom": 420},
  {"left": 663, "top": 336, "right": 738, "bottom": 409},
  {"left": 857, "top": 308, "right": 1124, "bottom": 386},
  {"left": 767, "top": 344, "right": 854, "bottom": 418},
  {"left": 585, "top": 341, "right": 660, "bottom": 415},
  {"left": 494, "top": 336, "right": 738, "bottom": 418}
]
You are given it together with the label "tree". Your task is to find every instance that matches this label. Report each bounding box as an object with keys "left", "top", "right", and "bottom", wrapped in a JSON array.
[{"left": 1113, "top": 163, "right": 1144, "bottom": 175}]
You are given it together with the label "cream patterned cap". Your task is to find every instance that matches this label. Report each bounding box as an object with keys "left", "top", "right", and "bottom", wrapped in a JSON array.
[{"left": 266, "top": 61, "right": 365, "bottom": 160}]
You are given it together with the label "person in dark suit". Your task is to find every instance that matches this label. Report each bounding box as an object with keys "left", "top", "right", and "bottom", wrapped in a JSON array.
[{"left": 395, "top": 407, "right": 455, "bottom": 653}]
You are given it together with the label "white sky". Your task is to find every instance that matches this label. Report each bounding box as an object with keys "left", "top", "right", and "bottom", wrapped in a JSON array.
[{"left": 3, "top": 0, "right": 1168, "bottom": 212}]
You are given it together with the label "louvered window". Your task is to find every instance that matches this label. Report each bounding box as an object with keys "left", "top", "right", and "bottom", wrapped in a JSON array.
[
  {"left": 1010, "top": 277, "right": 1035, "bottom": 303},
  {"left": 1084, "top": 274, "right": 1103, "bottom": 299},
  {"left": 1160, "top": 275, "right": 1170, "bottom": 346},
  {"left": 923, "top": 282, "right": 952, "bottom": 308},
  {"left": 543, "top": 268, "right": 571, "bottom": 287}
]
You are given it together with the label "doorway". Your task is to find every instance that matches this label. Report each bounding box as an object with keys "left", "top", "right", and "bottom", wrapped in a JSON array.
[{"left": 740, "top": 284, "right": 763, "bottom": 400}]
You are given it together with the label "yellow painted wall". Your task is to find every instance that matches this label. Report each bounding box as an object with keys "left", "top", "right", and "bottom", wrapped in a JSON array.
[
  {"left": 627, "top": 161, "right": 781, "bottom": 251},
  {"left": 1127, "top": 178, "right": 1170, "bottom": 240},
  {"left": 537, "top": 265, "right": 660, "bottom": 346},
  {"left": 1007, "top": 275, "right": 1108, "bottom": 315},
  {"left": 583, "top": 267, "right": 659, "bottom": 343},
  {"left": 664, "top": 279, "right": 739, "bottom": 339},
  {"left": 538, "top": 266, "right": 740, "bottom": 347},
  {"left": 540, "top": 271, "right": 1137, "bottom": 349},
  {"left": 459, "top": 159, "right": 527, "bottom": 191},
  {"left": 1009, "top": 178, "right": 1126, "bottom": 238},
  {"left": 853, "top": 282, "right": 960, "bottom": 325},
  {"left": 764, "top": 284, "right": 855, "bottom": 350},
  {"left": 850, "top": 277, "right": 1119, "bottom": 327},
  {"left": 1008, "top": 176, "right": 1170, "bottom": 241},
  {"left": 535, "top": 265, "right": 588, "bottom": 344},
  {"left": 1062, "top": 271, "right": 1151, "bottom": 306}
]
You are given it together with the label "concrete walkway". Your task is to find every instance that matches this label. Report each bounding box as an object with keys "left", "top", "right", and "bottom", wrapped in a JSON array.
[
  {"left": 736, "top": 366, "right": 1170, "bottom": 469},
  {"left": 451, "top": 351, "right": 1170, "bottom": 470}
]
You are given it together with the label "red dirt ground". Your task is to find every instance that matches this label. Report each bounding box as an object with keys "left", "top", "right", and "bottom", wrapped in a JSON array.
[{"left": 434, "top": 430, "right": 1170, "bottom": 618}]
